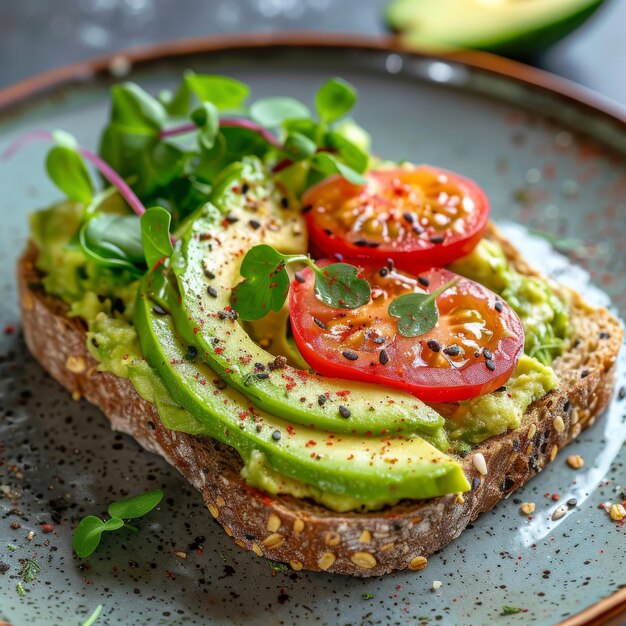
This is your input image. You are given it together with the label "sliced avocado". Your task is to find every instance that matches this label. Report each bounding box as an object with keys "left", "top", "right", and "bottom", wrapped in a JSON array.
[
  {"left": 387, "top": 0, "right": 603, "bottom": 56},
  {"left": 166, "top": 158, "right": 446, "bottom": 440},
  {"left": 134, "top": 285, "right": 470, "bottom": 502}
]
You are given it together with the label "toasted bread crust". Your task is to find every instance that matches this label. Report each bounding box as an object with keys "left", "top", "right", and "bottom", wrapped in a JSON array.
[{"left": 17, "top": 227, "right": 622, "bottom": 576}]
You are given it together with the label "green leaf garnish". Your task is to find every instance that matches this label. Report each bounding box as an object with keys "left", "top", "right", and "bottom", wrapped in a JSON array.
[
  {"left": 282, "top": 132, "right": 317, "bottom": 162},
  {"left": 230, "top": 245, "right": 291, "bottom": 321},
  {"left": 140, "top": 206, "right": 174, "bottom": 270},
  {"left": 45, "top": 145, "right": 94, "bottom": 204},
  {"left": 72, "top": 489, "right": 163, "bottom": 559},
  {"left": 184, "top": 72, "right": 250, "bottom": 110},
  {"left": 80, "top": 605, "right": 103, "bottom": 626},
  {"left": 19, "top": 559, "right": 41, "bottom": 583},
  {"left": 313, "top": 263, "right": 371, "bottom": 309},
  {"left": 316, "top": 77, "right": 357, "bottom": 124},
  {"left": 230, "top": 245, "right": 371, "bottom": 321},
  {"left": 500, "top": 606, "right": 523, "bottom": 616},
  {"left": 107, "top": 489, "right": 163, "bottom": 520},
  {"left": 312, "top": 152, "right": 367, "bottom": 185},
  {"left": 389, "top": 279, "right": 459, "bottom": 337},
  {"left": 250, "top": 96, "right": 310, "bottom": 128},
  {"left": 191, "top": 102, "right": 220, "bottom": 150}
]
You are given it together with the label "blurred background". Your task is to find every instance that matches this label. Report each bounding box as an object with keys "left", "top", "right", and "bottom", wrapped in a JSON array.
[{"left": 0, "top": 0, "right": 625, "bottom": 106}]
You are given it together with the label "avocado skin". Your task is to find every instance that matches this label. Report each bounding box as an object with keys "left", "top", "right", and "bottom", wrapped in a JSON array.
[
  {"left": 134, "top": 280, "right": 471, "bottom": 502},
  {"left": 167, "top": 157, "right": 447, "bottom": 441},
  {"left": 387, "top": 0, "right": 604, "bottom": 57}
]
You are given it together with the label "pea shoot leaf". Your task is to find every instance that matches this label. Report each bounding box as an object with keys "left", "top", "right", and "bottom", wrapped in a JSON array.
[
  {"left": 316, "top": 77, "right": 357, "bottom": 124},
  {"left": 312, "top": 151, "right": 367, "bottom": 185},
  {"left": 107, "top": 489, "right": 163, "bottom": 520},
  {"left": 191, "top": 101, "right": 220, "bottom": 150},
  {"left": 250, "top": 97, "right": 310, "bottom": 128},
  {"left": 388, "top": 279, "right": 459, "bottom": 337},
  {"left": 313, "top": 263, "right": 371, "bottom": 309},
  {"left": 184, "top": 72, "right": 250, "bottom": 110},
  {"left": 140, "top": 206, "right": 173, "bottom": 270},
  {"left": 283, "top": 132, "right": 317, "bottom": 162},
  {"left": 230, "top": 245, "right": 291, "bottom": 321},
  {"left": 324, "top": 130, "right": 369, "bottom": 173},
  {"left": 45, "top": 145, "right": 94, "bottom": 204},
  {"left": 72, "top": 516, "right": 124, "bottom": 559}
]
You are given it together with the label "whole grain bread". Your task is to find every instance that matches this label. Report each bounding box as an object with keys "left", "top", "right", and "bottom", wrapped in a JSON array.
[{"left": 17, "top": 225, "right": 623, "bottom": 577}]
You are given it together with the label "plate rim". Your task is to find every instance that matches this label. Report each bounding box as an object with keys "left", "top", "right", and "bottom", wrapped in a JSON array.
[{"left": 0, "top": 31, "right": 624, "bottom": 626}]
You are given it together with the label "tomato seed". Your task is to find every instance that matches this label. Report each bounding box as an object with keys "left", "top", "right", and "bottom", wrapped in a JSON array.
[
  {"left": 443, "top": 345, "right": 460, "bottom": 356},
  {"left": 427, "top": 340, "right": 441, "bottom": 352},
  {"left": 418, "top": 276, "right": 430, "bottom": 287},
  {"left": 313, "top": 318, "right": 327, "bottom": 330}
]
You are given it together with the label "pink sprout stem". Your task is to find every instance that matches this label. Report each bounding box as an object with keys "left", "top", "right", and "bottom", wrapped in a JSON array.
[
  {"left": 1, "top": 130, "right": 146, "bottom": 217},
  {"left": 160, "top": 117, "right": 283, "bottom": 149}
]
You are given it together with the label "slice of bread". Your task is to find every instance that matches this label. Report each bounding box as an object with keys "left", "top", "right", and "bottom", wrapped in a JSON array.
[{"left": 17, "top": 225, "right": 622, "bottom": 577}]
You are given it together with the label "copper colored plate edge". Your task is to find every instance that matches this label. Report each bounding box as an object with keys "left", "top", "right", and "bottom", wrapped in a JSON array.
[{"left": 0, "top": 30, "right": 624, "bottom": 626}]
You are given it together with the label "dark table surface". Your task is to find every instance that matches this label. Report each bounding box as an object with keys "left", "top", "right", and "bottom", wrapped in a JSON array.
[{"left": 1, "top": 0, "right": 626, "bottom": 107}]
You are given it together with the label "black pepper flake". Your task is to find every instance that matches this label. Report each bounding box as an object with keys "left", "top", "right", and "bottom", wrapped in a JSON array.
[
  {"left": 403, "top": 212, "right": 414, "bottom": 223},
  {"left": 563, "top": 400, "right": 571, "bottom": 413},
  {"left": 294, "top": 272, "right": 305, "bottom": 284},
  {"left": 429, "top": 235, "right": 445, "bottom": 244},
  {"left": 418, "top": 276, "right": 430, "bottom": 287},
  {"left": 342, "top": 350, "right": 358, "bottom": 361},
  {"left": 580, "top": 370, "right": 589, "bottom": 378},
  {"left": 280, "top": 197, "right": 289, "bottom": 209},
  {"left": 249, "top": 219, "right": 261, "bottom": 230},
  {"left": 207, "top": 286, "right": 218, "bottom": 298},
  {"left": 204, "top": 268, "right": 216, "bottom": 279},
  {"left": 313, "top": 317, "right": 327, "bottom": 330},
  {"left": 573, "top": 338, "right": 581, "bottom": 348},
  {"left": 443, "top": 345, "right": 460, "bottom": 357},
  {"left": 152, "top": 305, "right": 168, "bottom": 316},
  {"left": 241, "top": 183, "right": 250, "bottom": 194},
  {"left": 338, "top": 405, "right": 351, "bottom": 419},
  {"left": 201, "top": 467, "right": 209, "bottom": 474},
  {"left": 272, "top": 430, "right": 282, "bottom": 441},
  {"left": 379, "top": 267, "right": 389, "bottom": 277},
  {"left": 485, "top": 359, "right": 496, "bottom": 371},
  {"left": 483, "top": 348, "right": 493, "bottom": 361},
  {"left": 494, "top": 300, "right": 503, "bottom": 313},
  {"left": 256, "top": 372, "right": 270, "bottom": 380},
  {"left": 147, "top": 421, "right": 155, "bottom": 430},
  {"left": 317, "top": 395, "right": 327, "bottom": 406},
  {"left": 184, "top": 346, "right": 198, "bottom": 361},
  {"left": 224, "top": 215, "right": 239, "bottom": 224},
  {"left": 379, "top": 349, "right": 389, "bottom": 365},
  {"left": 495, "top": 386, "right": 507, "bottom": 393},
  {"left": 324, "top": 228, "right": 333, "bottom": 236},
  {"left": 427, "top": 339, "right": 441, "bottom": 353},
  {"left": 354, "top": 239, "right": 368, "bottom": 247}
]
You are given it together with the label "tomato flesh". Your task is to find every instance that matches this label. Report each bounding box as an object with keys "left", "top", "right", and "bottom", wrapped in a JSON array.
[
  {"left": 303, "top": 165, "right": 489, "bottom": 272},
  {"left": 289, "top": 263, "right": 524, "bottom": 402}
]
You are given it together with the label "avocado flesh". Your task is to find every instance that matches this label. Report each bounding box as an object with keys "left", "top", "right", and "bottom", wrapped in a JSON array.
[
  {"left": 387, "top": 0, "right": 603, "bottom": 54},
  {"left": 167, "top": 157, "right": 446, "bottom": 440},
  {"left": 134, "top": 285, "right": 471, "bottom": 501}
]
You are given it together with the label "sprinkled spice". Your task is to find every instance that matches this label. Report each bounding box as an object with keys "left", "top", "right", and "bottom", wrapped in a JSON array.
[
  {"left": 485, "top": 359, "right": 496, "bottom": 371},
  {"left": 426, "top": 339, "right": 441, "bottom": 353},
  {"left": 567, "top": 498, "right": 578, "bottom": 508},
  {"left": 280, "top": 197, "right": 289, "bottom": 208},
  {"left": 339, "top": 405, "right": 351, "bottom": 419},
  {"left": 379, "top": 267, "right": 389, "bottom": 277},
  {"left": 379, "top": 349, "right": 389, "bottom": 365},
  {"left": 618, "top": 386, "right": 625, "bottom": 400},
  {"left": 372, "top": 336, "right": 385, "bottom": 345},
  {"left": 354, "top": 239, "right": 368, "bottom": 247},
  {"left": 580, "top": 370, "right": 589, "bottom": 378},
  {"left": 301, "top": 203, "right": 312, "bottom": 213},
  {"left": 495, "top": 386, "right": 507, "bottom": 393},
  {"left": 184, "top": 346, "right": 198, "bottom": 361},
  {"left": 429, "top": 235, "right": 445, "bottom": 244},
  {"left": 249, "top": 219, "right": 261, "bottom": 230},
  {"left": 207, "top": 286, "right": 218, "bottom": 298},
  {"left": 256, "top": 372, "right": 270, "bottom": 380},
  {"left": 152, "top": 305, "right": 168, "bottom": 315},
  {"left": 412, "top": 224, "right": 425, "bottom": 234},
  {"left": 443, "top": 345, "right": 460, "bottom": 357},
  {"left": 483, "top": 348, "right": 493, "bottom": 360},
  {"left": 241, "top": 183, "right": 250, "bottom": 194},
  {"left": 224, "top": 215, "right": 239, "bottom": 224},
  {"left": 268, "top": 355, "right": 288, "bottom": 371},
  {"left": 494, "top": 300, "right": 503, "bottom": 313},
  {"left": 403, "top": 212, "right": 414, "bottom": 224},
  {"left": 313, "top": 318, "right": 327, "bottom": 330},
  {"left": 342, "top": 350, "right": 358, "bottom": 361},
  {"left": 418, "top": 276, "right": 430, "bottom": 287},
  {"left": 294, "top": 272, "right": 305, "bottom": 284},
  {"left": 333, "top": 252, "right": 343, "bottom": 261},
  {"left": 271, "top": 430, "right": 282, "bottom": 441},
  {"left": 317, "top": 395, "right": 327, "bottom": 406},
  {"left": 324, "top": 228, "right": 333, "bottom": 236}
]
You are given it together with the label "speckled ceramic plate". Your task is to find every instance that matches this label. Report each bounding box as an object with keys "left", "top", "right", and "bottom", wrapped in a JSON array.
[{"left": 0, "top": 35, "right": 625, "bottom": 626}]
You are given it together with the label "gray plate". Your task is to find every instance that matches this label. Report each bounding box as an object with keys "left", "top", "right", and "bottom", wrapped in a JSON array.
[{"left": 0, "top": 38, "right": 625, "bottom": 626}]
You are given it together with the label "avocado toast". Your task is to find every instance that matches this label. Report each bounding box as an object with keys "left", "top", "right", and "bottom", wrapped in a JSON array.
[{"left": 14, "top": 75, "right": 622, "bottom": 576}]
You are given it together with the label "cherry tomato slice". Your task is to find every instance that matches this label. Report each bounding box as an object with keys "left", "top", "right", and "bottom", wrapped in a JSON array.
[
  {"left": 289, "top": 262, "right": 524, "bottom": 403},
  {"left": 303, "top": 165, "right": 489, "bottom": 272}
]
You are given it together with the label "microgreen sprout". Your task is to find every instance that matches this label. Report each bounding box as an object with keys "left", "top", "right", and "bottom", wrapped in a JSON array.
[{"left": 72, "top": 490, "right": 163, "bottom": 559}]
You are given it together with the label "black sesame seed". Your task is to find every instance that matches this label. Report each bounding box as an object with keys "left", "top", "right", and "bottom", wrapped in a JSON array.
[
  {"left": 379, "top": 349, "right": 389, "bottom": 365},
  {"left": 354, "top": 238, "right": 368, "bottom": 247},
  {"left": 429, "top": 235, "right": 445, "bottom": 244},
  {"left": 256, "top": 372, "right": 270, "bottom": 380},
  {"left": 563, "top": 400, "right": 571, "bottom": 413},
  {"left": 342, "top": 350, "right": 358, "bottom": 361},
  {"left": 241, "top": 183, "right": 250, "bottom": 194},
  {"left": 494, "top": 301, "right": 504, "bottom": 313},
  {"left": 387, "top": 258, "right": 394, "bottom": 270},
  {"left": 271, "top": 430, "right": 282, "bottom": 441},
  {"left": 225, "top": 215, "right": 239, "bottom": 224},
  {"left": 379, "top": 267, "right": 389, "bottom": 277},
  {"left": 418, "top": 276, "right": 430, "bottom": 287},
  {"left": 184, "top": 346, "right": 198, "bottom": 361},
  {"left": 207, "top": 286, "right": 218, "bottom": 298},
  {"left": 403, "top": 212, "right": 414, "bottom": 224},
  {"left": 485, "top": 359, "right": 496, "bottom": 371},
  {"left": 483, "top": 348, "right": 493, "bottom": 360},
  {"left": 573, "top": 338, "right": 581, "bottom": 348},
  {"left": 618, "top": 387, "right": 625, "bottom": 400},
  {"left": 372, "top": 336, "right": 385, "bottom": 345},
  {"left": 280, "top": 197, "right": 289, "bottom": 209},
  {"left": 313, "top": 317, "right": 327, "bottom": 330},
  {"left": 249, "top": 219, "right": 261, "bottom": 230},
  {"left": 152, "top": 305, "right": 168, "bottom": 316},
  {"left": 338, "top": 405, "right": 351, "bottom": 419},
  {"left": 368, "top": 242, "right": 380, "bottom": 248},
  {"left": 567, "top": 498, "right": 578, "bottom": 508},
  {"left": 443, "top": 345, "right": 461, "bottom": 357},
  {"left": 599, "top": 331, "right": 610, "bottom": 339},
  {"left": 427, "top": 339, "right": 441, "bottom": 353},
  {"left": 495, "top": 386, "right": 507, "bottom": 393},
  {"left": 318, "top": 395, "right": 327, "bottom": 406},
  {"left": 333, "top": 252, "right": 344, "bottom": 262},
  {"left": 581, "top": 370, "right": 589, "bottom": 378},
  {"left": 412, "top": 224, "right": 425, "bottom": 235},
  {"left": 294, "top": 272, "right": 305, "bottom": 284},
  {"left": 201, "top": 466, "right": 209, "bottom": 474},
  {"left": 324, "top": 228, "right": 333, "bottom": 236},
  {"left": 254, "top": 363, "right": 266, "bottom": 371},
  {"left": 204, "top": 268, "right": 216, "bottom": 279},
  {"left": 301, "top": 203, "right": 313, "bottom": 213}
]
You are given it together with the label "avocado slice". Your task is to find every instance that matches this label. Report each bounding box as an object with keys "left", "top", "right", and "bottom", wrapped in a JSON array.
[
  {"left": 134, "top": 284, "right": 470, "bottom": 502},
  {"left": 166, "top": 158, "right": 446, "bottom": 440},
  {"left": 387, "top": 0, "right": 603, "bottom": 56}
]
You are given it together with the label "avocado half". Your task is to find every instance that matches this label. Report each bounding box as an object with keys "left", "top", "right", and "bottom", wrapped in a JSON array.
[{"left": 386, "top": 0, "right": 605, "bottom": 57}]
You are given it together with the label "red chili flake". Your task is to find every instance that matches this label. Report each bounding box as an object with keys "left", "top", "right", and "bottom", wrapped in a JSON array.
[
  {"left": 305, "top": 440, "right": 317, "bottom": 447},
  {"left": 551, "top": 494, "right": 560, "bottom": 501},
  {"left": 4, "top": 324, "right": 15, "bottom": 335},
  {"left": 336, "top": 390, "right": 351, "bottom": 399},
  {"left": 214, "top": 347, "right": 224, "bottom": 355},
  {"left": 347, "top": 454, "right": 354, "bottom": 460},
  {"left": 40, "top": 523, "right": 54, "bottom": 533},
  {"left": 286, "top": 425, "right": 294, "bottom": 435}
]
